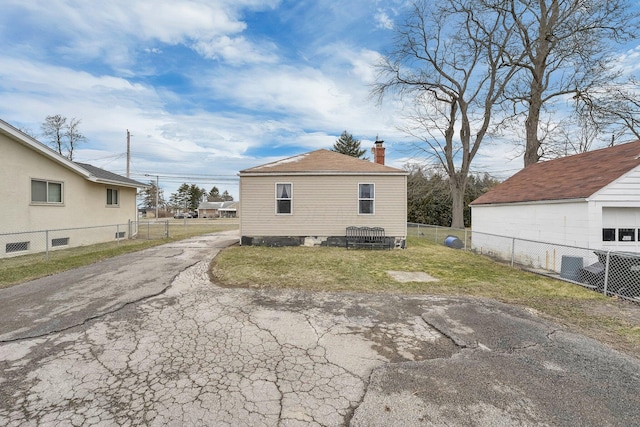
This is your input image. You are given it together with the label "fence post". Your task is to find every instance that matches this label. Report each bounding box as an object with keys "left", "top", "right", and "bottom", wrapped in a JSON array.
[
  {"left": 128, "top": 220, "right": 131, "bottom": 239},
  {"left": 511, "top": 238, "right": 515, "bottom": 267},
  {"left": 603, "top": 251, "right": 611, "bottom": 295},
  {"left": 45, "top": 230, "right": 49, "bottom": 261},
  {"left": 165, "top": 220, "right": 169, "bottom": 238},
  {"left": 435, "top": 226, "right": 438, "bottom": 244},
  {"left": 464, "top": 229, "right": 468, "bottom": 250},
  {"left": 116, "top": 224, "right": 120, "bottom": 245}
]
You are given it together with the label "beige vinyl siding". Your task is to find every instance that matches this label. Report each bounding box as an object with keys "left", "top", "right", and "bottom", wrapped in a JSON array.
[{"left": 240, "top": 174, "right": 407, "bottom": 237}]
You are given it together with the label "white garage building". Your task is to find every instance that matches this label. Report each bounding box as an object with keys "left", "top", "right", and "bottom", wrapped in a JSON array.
[{"left": 471, "top": 140, "right": 640, "bottom": 256}]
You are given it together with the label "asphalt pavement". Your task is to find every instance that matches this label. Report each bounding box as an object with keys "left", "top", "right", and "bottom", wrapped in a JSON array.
[{"left": 1, "top": 230, "right": 639, "bottom": 426}]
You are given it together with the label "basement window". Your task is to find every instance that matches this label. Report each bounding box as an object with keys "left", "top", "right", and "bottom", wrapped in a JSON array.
[
  {"left": 51, "top": 237, "right": 70, "bottom": 247},
  {"left": 6, "top": 241, "right": 29, "bottom": 253}
]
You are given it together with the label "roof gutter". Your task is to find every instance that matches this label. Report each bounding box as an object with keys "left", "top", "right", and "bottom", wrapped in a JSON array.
[{"left": 471, "top": 198, "right": 588, "bottom": 207}]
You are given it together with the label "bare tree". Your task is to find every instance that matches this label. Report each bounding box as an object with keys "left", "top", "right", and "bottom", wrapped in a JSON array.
[
  {"left": 575, "top": 78, "right": 640, "bottom": 145},
  {"left": 41, "top": 115, "right": 67, "bottom": 156},
  {"left": 65, "top": 118, "right": 87, "bottom": 161},
  {"left": 374, "top": 0, "right": 519, "bottom": 228},
  {"left": 40, "top": 115, "right": 87, "bottom": 160},
  {"left": 488, "top": 0, "right": 638, "bottom": 166}
]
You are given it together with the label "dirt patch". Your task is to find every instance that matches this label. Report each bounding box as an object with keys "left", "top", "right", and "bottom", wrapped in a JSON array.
[{"left": 387, "top": 271, "right": 440, "bottom": 283}]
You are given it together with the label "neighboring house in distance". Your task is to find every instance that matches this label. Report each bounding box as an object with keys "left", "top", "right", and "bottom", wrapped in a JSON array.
[
  {"left": 197, "top": 201, "right": 238, "bottom": 218},
  {"left": 238, "top": 141, "right": 408, "bottom": 247},
  {"left": 0, "top": 118, "right": 147, "bottom": 258},
  {"left": 470, "top": 140, "right": 640, "bottom": 255}
]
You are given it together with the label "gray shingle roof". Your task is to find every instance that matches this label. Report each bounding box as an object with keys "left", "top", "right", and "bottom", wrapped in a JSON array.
[{"left": 75, "top": 162, "right": 147, "bottom": 188}]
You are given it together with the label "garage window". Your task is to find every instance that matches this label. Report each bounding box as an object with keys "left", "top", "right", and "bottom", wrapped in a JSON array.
[
  {"left": 618, "top": 228, "right": 635, "bottom": 241},
  {"left": 603, "top": 228, "right": 616, "bottom": 241}
]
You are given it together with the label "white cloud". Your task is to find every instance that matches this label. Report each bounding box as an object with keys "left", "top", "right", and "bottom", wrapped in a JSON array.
[
  {"left": 375, "top": 10, "right": 394, "bottom": 30},
  {"left": 2, "top": 0, "right": 280, "bottom": 67},
  {"left": 193, "top": 35, "right": 279, "bottom": 64}
]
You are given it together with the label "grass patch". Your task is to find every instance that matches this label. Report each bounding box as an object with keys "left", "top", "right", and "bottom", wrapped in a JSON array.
[
  {"left": 0, "top": 222, "right": 238, "bottom": 288},
  {"left": 211, "top": 236, "right": 640, "bottom": 357}
]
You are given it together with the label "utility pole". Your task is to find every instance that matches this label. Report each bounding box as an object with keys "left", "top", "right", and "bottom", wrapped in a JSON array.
[{"left": 126, "top": 129, "right": 131, "bottom": 178}]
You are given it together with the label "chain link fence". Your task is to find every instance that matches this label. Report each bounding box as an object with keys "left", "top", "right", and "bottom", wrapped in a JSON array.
[
  {"left": 1, "top": 219, "right": 239, "bottom": 261},
  {"left": 1, "top": 224, "right": 132, "bottom": 261},
  {"left": 408, "top": 222, "right": 640, "bottom": 302}
]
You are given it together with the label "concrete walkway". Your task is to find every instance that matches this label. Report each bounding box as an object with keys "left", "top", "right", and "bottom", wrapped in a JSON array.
[{"left": 1, "top": 231, "right": 639, "bottom": 426}]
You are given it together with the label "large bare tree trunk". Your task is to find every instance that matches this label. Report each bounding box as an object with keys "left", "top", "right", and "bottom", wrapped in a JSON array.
[{"left": 449, "top": 178, "right": 466, "bottom": 229}]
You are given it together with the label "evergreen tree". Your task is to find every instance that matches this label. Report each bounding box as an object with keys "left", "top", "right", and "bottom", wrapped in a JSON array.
[
  {"left": 221, "top": 190, "right": 234, "bottom": 201},
  {"left": 139, "top": 181, "right": 165, "bottom": 210},
  {"left": 332, "top": 131, "right": 367, "bottom": 159},
  {"left": 208, "top": 186, "right": 222, "bottom": 202},
  {"left": 187, "top": 184, "right": 206, "bottom": 211},
  {"left": 170, "top": 184, "right": 190, "bottom": 211}
]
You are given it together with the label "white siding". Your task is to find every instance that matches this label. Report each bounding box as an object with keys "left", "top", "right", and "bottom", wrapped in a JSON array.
[
  {"left": 472, "top": 201, "right": 589, "bottom": 246},
  {"left": 471, "top": 165, "right": 640, "bottom": 256},
  {"left": 590, "top": 167, "right": 640, "bottom": 203},
  {"left": 584, "top": 169, "right": 640, "bottom": 252},
  {"left": 240, "top": 174, "right": 407, "bottom": 238}
]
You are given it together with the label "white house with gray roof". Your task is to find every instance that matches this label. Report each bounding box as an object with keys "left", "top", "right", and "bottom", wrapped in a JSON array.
[{"left": 0, "top": 118, "right": 147, "bottom": 257}]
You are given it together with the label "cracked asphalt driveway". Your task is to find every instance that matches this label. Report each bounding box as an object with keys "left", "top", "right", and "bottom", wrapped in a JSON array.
[{"left": 1, "top": 230, "right": 640, "bottom": 426}]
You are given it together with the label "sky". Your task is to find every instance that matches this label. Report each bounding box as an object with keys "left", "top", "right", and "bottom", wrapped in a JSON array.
[{"left": 1, "top": 0, "right": 638, "bottom": 200}]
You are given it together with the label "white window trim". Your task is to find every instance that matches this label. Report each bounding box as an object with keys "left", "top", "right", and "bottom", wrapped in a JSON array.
[
  {"left": 275, "top": 182, "right": 293, "bottom": 215},
  {"left": 358, "top": 183, "right": 375, "bottom": 215},
  {"left": 106, "top": 188, "right": 120, "bottom": 207},
  {"left": 30, "top": 178, "right": 64, "bottom": 205}
]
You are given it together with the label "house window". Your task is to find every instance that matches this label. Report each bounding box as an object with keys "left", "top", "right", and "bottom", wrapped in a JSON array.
[
  {"left": 107, "top": 188, "right": 119, "bottom": 206},
  {"left": 31, "top": 179, "right": 62, "bottom": 204},
  {"left": 618, "top": 228, "right": 635, "bottom": 241},
  {"left": 602, "top": 228, "right": 616, "bottom": 241},
  {"left": 276, "top": 183, "right": 292, "bottom": 214},
  {"left": 358, "top": 183, "right": 374, "bottom": 214},
  {"left": 115, "top": 231, "right": 126, "bottom": 239},
  {"left": 6, "top": 241, "right": 29, "bottom": 253}
]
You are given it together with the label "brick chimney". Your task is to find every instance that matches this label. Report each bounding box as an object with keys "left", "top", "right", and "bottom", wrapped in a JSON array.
[{"left": 372, "top": 137, "right": 385, "bottom": 165}]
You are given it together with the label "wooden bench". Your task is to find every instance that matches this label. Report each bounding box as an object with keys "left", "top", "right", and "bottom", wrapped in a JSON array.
[{"left": 345, "top": 226, "right": 392, "bottom": 250}]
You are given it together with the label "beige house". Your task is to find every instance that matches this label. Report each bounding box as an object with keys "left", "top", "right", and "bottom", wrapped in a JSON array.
[
  {"left": 197, "top": 201, "right": 238, "bottom": 218},
  {"left": 239, "top": 141, "right": 408, "bottom": 247},
  {"left": 0, "top": 118, "right": 146, "bottom": 257}
]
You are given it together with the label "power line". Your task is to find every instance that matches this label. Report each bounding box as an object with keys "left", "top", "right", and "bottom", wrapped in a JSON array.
[{"left": 128, "top": 172, "right": 238, "bottom": 182}]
